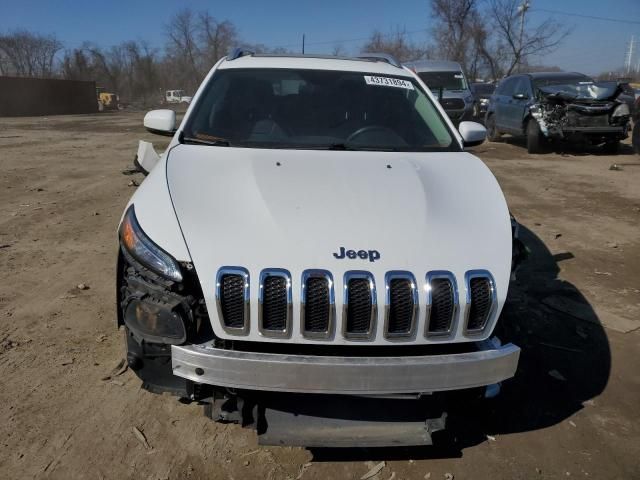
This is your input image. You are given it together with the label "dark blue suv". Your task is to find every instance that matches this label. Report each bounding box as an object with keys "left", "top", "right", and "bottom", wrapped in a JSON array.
[{"left": 485, "top": 72, "right": 631, "bottom": 153}]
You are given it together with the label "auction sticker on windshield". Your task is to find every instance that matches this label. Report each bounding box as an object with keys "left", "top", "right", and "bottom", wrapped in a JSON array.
[{"left": 364, "top": 76, "right": 414, "bottom": 90}]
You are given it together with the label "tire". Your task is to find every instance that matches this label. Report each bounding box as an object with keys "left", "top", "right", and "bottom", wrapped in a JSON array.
[
  {"left": 633, "top": 122, "right": 640, "bottom": 154},
  {"left": 602, "top": 140, "right": 620, "bottom": 154},
  {"left": 526, "top": 118, "right": 546, "bottom": 154},
  {"left": 486, "top": 114, "right": 501, "bottom": 142}
]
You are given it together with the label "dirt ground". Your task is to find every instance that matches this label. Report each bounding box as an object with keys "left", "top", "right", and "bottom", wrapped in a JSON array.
[{"left": 1, "top": 111, "right": 639, "bottom": 480}]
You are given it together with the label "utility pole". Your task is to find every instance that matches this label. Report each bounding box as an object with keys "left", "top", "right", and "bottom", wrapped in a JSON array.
[
  {"left": 302, "top": 34, "right": 305, "bottom": 55},
  {"left": 517, "top": 1, "right": 530, "bottom": 73},
  {"left": 624, "top": 35, "right": 635, "bottom": 74}
]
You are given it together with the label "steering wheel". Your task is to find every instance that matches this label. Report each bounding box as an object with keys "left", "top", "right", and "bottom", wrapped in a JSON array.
[{"left": 346, "top": 125, "right": 397, "bottom": 143}]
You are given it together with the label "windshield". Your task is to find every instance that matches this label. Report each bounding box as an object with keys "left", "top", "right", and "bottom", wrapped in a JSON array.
[
  {"left": 417, "top": 71, "right": 467, "bottom": 91},
  {"left": 535, "top": 76, "right": 619, "bottom": 100},
  {"left": 183, "top": 68, "right": 456, "bottom": 151}
]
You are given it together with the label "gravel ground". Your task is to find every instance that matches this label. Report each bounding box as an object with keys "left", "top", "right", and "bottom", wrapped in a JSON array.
[{"left": 0, "top": 111, "right": 639, "bottom": 480}]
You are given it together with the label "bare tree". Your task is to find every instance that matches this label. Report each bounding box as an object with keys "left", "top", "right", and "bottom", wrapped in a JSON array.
[
  {"left": 430, "top": 0, "right": 478, "bottom": 68},
  {"left": 199, "top": 12, "right": 238, "bottom": 65},
  {"left": 331, "top": 44, "right": 348, "bottom": 57},
  {"left": 61, "top": 46, "right": 94, "bottom": 80},
  {"left": 361, "top": 28, "right": 426, "bottom": 62},
  {"left": 165, "top": 8, "right": 202, "bottom": 90},
  {"left": 0, "top": 30, "right": 62, "bottom": 77},
  {"left": 164, "top": 9, "right": 241, "bottom": 92},
  {"left": 488, "top": 0, "right": 570, "bottom": 75},
  {"left": 85, "top": 44, "right": 127, "bottom": 95}
]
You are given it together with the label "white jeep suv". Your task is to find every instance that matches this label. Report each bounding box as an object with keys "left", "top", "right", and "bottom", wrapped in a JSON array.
[{"left": 118, "top": 49, "right": 521, "bottom": 447}]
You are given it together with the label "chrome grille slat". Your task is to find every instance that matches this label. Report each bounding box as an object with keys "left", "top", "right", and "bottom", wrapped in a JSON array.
[
  {"left": 425, "top": 271, "right": 458, "bottom": 337},
  {"left": 464, "top": 270, "right": 496, "bottom": 334},
  {"left": 215, "top": 267, "right": 250, "bottom": 335},
  {"left": 384, "top": 271, "right": 418, "bottom": 339},
  {"left": 343, "top": 271, "right": 376, "bottom": 340},
  {"left": 259, "top": 269, "right": 292, "bottom": 338},
  {"left": 301, "top": 270, "right": 335, "bottom": 338}
]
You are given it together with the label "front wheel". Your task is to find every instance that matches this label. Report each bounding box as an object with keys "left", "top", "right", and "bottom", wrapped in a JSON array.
[
  {"left": 526, "top": 118, "right": 546, "bottom": 154},
  {"left": 486, "top": 115, "right": 501, "bottom": 142},
  {"left": 602, "top": 140, "right": 620, "bottom": 154},
  {"left": 633, "top": 122, "right": 640, "bottom": 154}
]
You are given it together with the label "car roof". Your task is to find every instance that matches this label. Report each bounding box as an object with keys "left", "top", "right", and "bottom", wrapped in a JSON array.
[
  {"left": 523, "top": 71, "right": 590, "bottom": 80},
  {"left": 218, "top": 54, "right": 413, "bottom": 77},
  {"left": 403, "top": 60, "right": 464, "bottom": 72}
]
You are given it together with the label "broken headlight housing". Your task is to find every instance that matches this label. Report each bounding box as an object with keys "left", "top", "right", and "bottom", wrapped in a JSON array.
[
  {"left": 612, "top": 103, "right": 630, "bottom": 118},
  {"left": 119, "top": 205, "right": 183, "bottom": 282}
]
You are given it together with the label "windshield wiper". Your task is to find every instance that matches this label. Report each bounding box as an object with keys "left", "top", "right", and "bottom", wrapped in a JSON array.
[
  {"left": 326, "top": 143, "right": 398, "bottom": 151},
  {"left": 181, "top": 135, "right": 231, "bottom": 147},
  {"left": 326, "top": 143, "right": 357, "bottom": 150}
]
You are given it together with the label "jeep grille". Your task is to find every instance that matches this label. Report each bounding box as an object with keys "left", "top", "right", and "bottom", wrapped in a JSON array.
[{"left": 213, "top": 267, "right": 495, "bottom": 341}]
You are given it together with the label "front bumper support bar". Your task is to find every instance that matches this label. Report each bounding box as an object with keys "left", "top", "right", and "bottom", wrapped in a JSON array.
[{"left": 171, "top": 340, "right": 520, "bottom": 395}]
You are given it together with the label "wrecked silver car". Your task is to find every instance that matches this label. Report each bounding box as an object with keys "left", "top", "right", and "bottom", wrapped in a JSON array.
[{"left": 486, "top": 72, "right": 631, "bottom": 153}]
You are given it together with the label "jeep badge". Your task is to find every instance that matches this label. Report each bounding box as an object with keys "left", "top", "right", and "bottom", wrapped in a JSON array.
[{"left": 333, "top": 247, "right": 381, "bottom": 262}]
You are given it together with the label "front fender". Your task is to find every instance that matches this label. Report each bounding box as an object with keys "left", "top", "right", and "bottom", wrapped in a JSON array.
[{"left": 119, "top": 149, "right": 191, "bottom": 262}]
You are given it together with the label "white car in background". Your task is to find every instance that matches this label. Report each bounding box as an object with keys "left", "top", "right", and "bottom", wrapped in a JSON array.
[
  {"left": 165, "top": 89, "right": 192, "bottom": 104},
  {"left": 119, "top": 49, "right": 522, "bottom": 447}
]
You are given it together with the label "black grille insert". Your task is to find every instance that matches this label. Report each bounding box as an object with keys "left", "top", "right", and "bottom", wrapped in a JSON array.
[
  {"left": 261, "top": 275, "right": 288, "bottom": 331},
  {"left": 387, "top": 278, "right": 414, "bottom": 335},
  {"left": 440, "top": 97, "right": 465, "bottom": 110},
  {"left": 346, "top": 277, "right": 373, "bottom": 335},
  {"left": 467, "top": 277, "right": 492, "bottom": 331},
  {"left": 220, "top": 274, "right": 246, "bottom": 329},
  {"left": 427, "top": 278, "right": 455, "bottom": 334},
  {"left": 304, "top": 277, "right": 330, "bottom": 333}
]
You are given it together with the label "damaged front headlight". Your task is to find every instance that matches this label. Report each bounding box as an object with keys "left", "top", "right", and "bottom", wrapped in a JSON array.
[
  {"left": 612, "top": 103, "right": 630, "bottom": 118},
  {"left": 529, "top": 105, "right": 542, "bottom": 119},
  {"left": 120, "top": 205, "right": 183, "bottom": 282}
]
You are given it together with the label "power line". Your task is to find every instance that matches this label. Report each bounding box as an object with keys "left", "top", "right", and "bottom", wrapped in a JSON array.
[
  {"left": 625, "top": 35, "right": 635, "bottom": 73},
  {"left": 271, "top": 27, "right": 430, "bottom": 50},
  {"left": 271, "top": 8, "right": 640, "bottom": 52},
  {"left": 532, "top": 8, "right": 640, "bottom": 25}
]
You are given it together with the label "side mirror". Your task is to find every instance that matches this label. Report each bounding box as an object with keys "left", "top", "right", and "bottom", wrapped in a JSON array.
[
  {"left": 512, "top": 93, "right": 528, "bottom": 100},
  {"left": 458, "top": 121, "right": 486, "bottom": 148},
  {"left": 143, "top": 109, "right": 176, "bottom": 136}
]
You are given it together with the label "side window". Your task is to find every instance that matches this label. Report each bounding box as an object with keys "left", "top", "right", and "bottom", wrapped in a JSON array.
[
  {"left": 500, "top": 77, "right": 518, "bottom": 96},
  {"left": 513, "top": 77, "right": 531, "bottom": 97}
]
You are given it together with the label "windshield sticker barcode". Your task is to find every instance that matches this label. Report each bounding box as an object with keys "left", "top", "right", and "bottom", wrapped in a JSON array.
[{"left": 364, "top": 76, "right": 414, "bottom": 90}]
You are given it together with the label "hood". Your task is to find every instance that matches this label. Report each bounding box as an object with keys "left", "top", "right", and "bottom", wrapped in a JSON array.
[
  {"left": 539, "top": 81, "right": 623, "bottom": 103},
  {"left": 166, "top": 146, "right": 512, "bottom": 344}
]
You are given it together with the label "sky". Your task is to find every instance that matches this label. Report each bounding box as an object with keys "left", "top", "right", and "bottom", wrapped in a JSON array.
[{"left": 1, "top": 0, "right": 639, "bottom": 76}]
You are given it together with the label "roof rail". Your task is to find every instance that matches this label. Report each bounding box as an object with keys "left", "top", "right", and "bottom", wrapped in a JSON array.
[
  {"left": 356, "top": 53, "right": 402, "bottom": 69},
  {"left": 227, "top": 47, "right": 255, "bottom": 61}
]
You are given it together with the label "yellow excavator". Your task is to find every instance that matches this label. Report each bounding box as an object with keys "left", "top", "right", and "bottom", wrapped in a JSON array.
[{"left": 96, "top": 87, "right": 119, "bottom": 111}]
